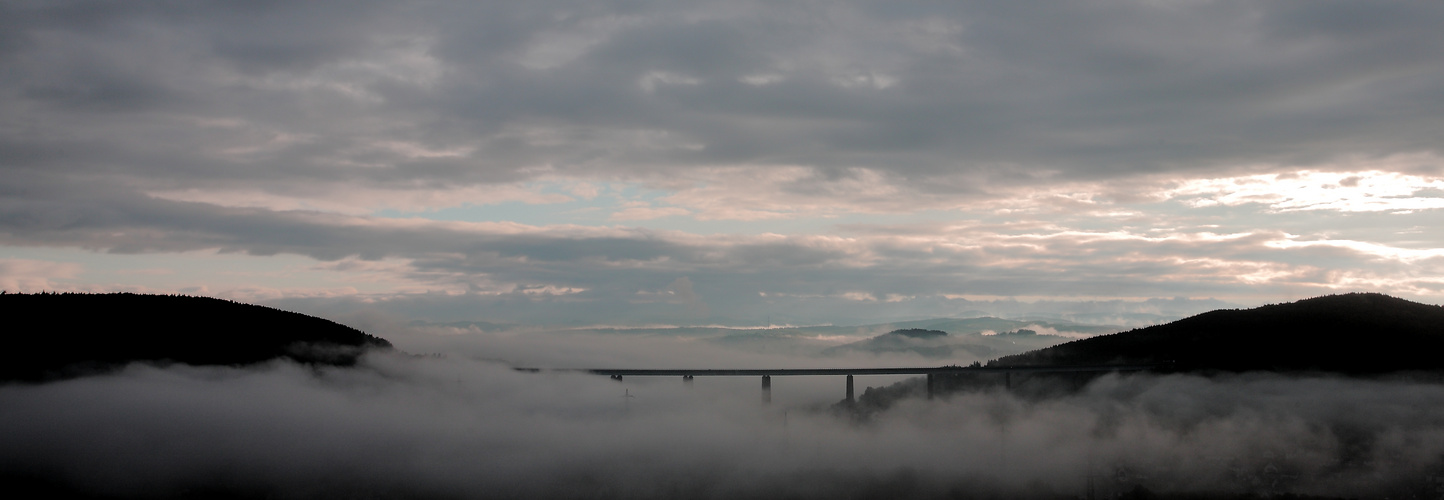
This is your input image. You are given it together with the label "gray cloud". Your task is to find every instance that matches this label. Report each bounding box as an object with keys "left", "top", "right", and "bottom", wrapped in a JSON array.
[
  {"left": 3, "top": 0, "right": 1444, "bottom": 321},
  {"left": 6, "top": 0, "right": 1444, "bottom": 189}
]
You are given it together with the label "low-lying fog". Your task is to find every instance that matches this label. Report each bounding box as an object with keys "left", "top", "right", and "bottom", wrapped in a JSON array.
[{"left": 4, "top": 322, "right": 1444, "bottom": 499}]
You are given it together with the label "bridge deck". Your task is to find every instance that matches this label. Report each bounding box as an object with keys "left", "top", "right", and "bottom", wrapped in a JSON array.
[{"left": 515, "top": 364, "right": 1159, "bottom": 376}]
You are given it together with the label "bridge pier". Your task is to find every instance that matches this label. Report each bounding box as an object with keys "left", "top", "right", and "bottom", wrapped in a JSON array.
[
  {"left": 762, "top": 375, "right": 771, "bottom": 404},
  {"left": 845, "top": 374, "right": 854, "bottom": 403}
]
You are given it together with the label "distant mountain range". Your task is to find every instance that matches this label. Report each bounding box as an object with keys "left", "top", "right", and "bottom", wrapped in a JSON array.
[
  {"left": 992, "top": 293, "right": 1444, "bottom": 374},
  {"left": 1, "top": 292, "right": 392, "bottom": 382},
  {"left": 691, "top": 317, "right": 1112, "bottom": 359},
  {"left": 13, "top": 291, "right": 1433, "bottom": 388},
  {"left": 409, "top": 315, "right": 1118, "bottom": 360},
  {"left": 821, "top": 325, "right": 1082, "bottom": 359}
]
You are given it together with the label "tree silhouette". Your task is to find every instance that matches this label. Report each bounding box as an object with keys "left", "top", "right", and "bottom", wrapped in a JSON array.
[
  {"left": 991, "top": 293, "right": 1444, "bottom": 375},
  {"left": 1, "top": 292, "right": 392, "bottom": 382}
]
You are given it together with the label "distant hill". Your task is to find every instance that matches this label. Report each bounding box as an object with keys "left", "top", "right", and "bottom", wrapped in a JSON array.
[
  {"left": 0, "top": 292, "right": 392, "bottom": 382},
  {"left": 886, "top": 328, "right": 949, "bottom": 339},
  {"left": 991, "top": 293, "right": 1444, "bottom": 374},
  {"left": 822, "top": 323, "right": 1083, "bottom": 359},
  {"left": 497, "top": 316, "right": 1122, "bottom": 359},
  {"left": 867, "top": 317, "right": 1117, "bottom": 337},
  {"left": 822, "top": 329, "right": 965, "bottom": 358}
]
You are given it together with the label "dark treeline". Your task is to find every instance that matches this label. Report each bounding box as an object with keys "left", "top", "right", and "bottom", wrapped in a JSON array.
[
  {"left": 0, "top": 292, "right": 392, "bottom": 382},
  {"left": 852, "top": 293, "right": 1444, "bottom": 413},
  {"left": 991, "top": 293, "right": 1444, "bottom": 375}
]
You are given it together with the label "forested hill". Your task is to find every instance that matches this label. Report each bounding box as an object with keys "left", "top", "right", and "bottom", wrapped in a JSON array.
[
  {"left": 991, "top": 293, "right": 1444, "bottom": 374},
  {"left": 1, "top": 292, "right": 392, "bottom": 382}
]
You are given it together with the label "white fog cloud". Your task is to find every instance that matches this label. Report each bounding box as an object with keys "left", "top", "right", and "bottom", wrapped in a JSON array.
[{"left": 4, "top": 350, "right": 1444, "bottom": 499}]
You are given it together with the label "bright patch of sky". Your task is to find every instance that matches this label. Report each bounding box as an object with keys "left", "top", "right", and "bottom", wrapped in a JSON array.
[
  {"left": 366, "top": 180, "right": 972, "bottom": 234},
  {"left": 1166, "top": 171, "right": 1444, "bottom": 214}
]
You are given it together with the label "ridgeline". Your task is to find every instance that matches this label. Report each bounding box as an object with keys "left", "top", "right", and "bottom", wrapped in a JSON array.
[
  {"left": 1, "top": 292, "right": 392, "bottom": 382},
  {"left": 991, "top": 293, "right": 1444, "bottom": 375}
]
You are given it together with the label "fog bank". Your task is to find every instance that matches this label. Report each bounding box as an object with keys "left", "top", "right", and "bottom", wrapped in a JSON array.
[{"left": 4, "top": 348, "right": 1444, "bottom": 499}]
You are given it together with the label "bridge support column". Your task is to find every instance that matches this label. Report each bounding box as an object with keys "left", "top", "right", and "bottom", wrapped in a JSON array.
[
  {"left": 926, "top": 373, "right": 935, "bottom": 400},
  {"left": 683, "top": 375, "right": 693, "bottom": 387},
  {"left": 762, "top": 375, "right": 772, "bottom": 404},
  {"left": 846, "top": 374, "right": 854, "bottom": 403}
]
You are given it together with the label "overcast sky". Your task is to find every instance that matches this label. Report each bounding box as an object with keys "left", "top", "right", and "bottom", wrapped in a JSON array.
[{"left": 3, "top": 0, "right": 1443, "bottom": 325}]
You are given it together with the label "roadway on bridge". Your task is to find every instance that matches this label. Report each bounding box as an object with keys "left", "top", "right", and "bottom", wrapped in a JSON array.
[{"left": 515, "top": 364, "right": 1160, "bottom": 376}]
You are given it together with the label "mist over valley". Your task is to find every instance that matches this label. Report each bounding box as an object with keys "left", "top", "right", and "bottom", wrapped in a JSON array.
[{"left": 5, "top": 293, "right": 1444, "bottom": 499}]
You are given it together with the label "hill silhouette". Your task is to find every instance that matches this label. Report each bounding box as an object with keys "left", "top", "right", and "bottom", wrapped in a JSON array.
[
  {"left": 822, "top": 324, "right": 1081, "bottom": 360},
  {"left": 887, "top": 328, "right": 949, "bottom": 339},
  {"left": 0, "top": 292, "right": 392, "bottom": 382},
  {"left": 991, "top": 293, "right": 1444, "bottom": 374},
  {"left": 821, "top": 329, "right": 962, "bottom": 358}
]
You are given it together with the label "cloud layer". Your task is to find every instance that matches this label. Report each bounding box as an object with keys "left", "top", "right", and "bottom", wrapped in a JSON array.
[{"left": 3, "top": 0, "right": 1444, "bottom": 323}]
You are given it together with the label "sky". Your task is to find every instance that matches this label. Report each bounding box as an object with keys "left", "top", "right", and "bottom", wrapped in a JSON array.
[{"left": 3, "top": 0, "right": 1444, "bottom": 326}]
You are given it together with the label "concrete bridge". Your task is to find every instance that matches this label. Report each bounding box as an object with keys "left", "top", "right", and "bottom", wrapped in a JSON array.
[{"left": 515, "top": 364, "right": 1159, "bottom": 403}]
